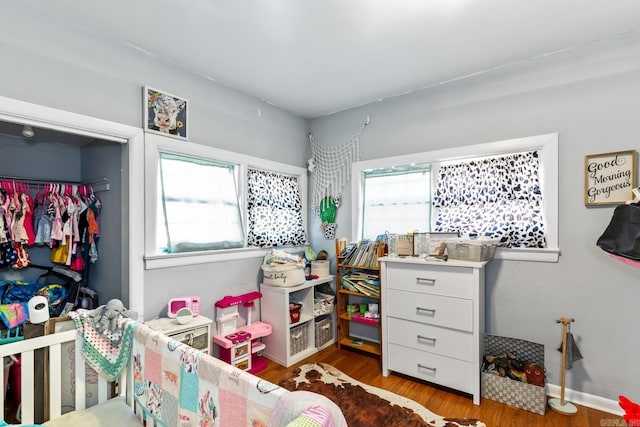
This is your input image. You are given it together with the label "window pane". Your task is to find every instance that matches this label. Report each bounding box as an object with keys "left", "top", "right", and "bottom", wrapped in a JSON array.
[
  {"left": 362, "top": 167, "right": 431, "bottom": 240},
  {"left": 247, "top": 168, "right": 306, "bottom": 247},
  {"left": 159, "top": 152, "right": 244, "bottom": 253}
]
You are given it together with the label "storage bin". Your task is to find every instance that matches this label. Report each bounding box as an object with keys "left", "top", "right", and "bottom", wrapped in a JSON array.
[
  {"left": 289, "top": 302, "right": 302, "bottom": 324},
  {"left": 311, "top": 260, "right": 330, "bottom": 277},
  {"left": 313, "top": 292, "right": 335, "bottom": 316},
  {"left": 262, "top": 264, "right": 305, "bottom": 287},
  {"left": 0, "top": 326, "right": 23, "bottom": 345},
  {"left": 290, "top": 323, "right": 308, "bottom": 356},
  {"left": 481, "top": 334, "right": 546, "bottom": 415},
  {"left": 446, "top": 239, "right": 498, "bottom": 261},
  {"left": 314, "top": 315, "right": 334, "bottom": 348}
]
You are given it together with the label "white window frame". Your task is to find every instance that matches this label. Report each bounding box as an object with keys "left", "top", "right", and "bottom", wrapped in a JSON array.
[
  {"left": 352, "top": 133, "right": 559, "bottom": 262},
  {"left": 144, "top": 133, "right": 308, "bottom": 269}
]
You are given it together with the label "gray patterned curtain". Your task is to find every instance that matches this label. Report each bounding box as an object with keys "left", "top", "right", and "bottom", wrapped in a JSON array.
[
  {"left": 433, "top": 151, "right": 546, "bottom": 248},
  {"left": 247, "top": 168, "right": 307, "bottom": 247}
]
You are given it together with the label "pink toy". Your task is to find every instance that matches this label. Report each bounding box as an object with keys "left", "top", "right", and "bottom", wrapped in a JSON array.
[
  {"left": 167, "top": 296, "right": 201, "bottom": 318},
  {"left": 213, "top": 291, "right": 272, "bottom": 374}
]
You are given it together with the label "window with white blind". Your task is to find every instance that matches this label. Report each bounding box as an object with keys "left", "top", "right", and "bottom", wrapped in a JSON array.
[
  {"left": 158, "top": 152, "right": 244, "bottom": 253},
  {"left": 361, "top": 165, "right": 432, "bottom": 240},
  {"left": 352, "top": 133, "right": 559, "bottom": 262}
]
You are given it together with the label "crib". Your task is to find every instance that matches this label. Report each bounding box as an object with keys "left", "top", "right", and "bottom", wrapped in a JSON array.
[
  {"left": 0, "top": 326, "right": 138, "bottom": 426},
  {"left": 0, "top": 320, "right": 346, "bottom": 427}
]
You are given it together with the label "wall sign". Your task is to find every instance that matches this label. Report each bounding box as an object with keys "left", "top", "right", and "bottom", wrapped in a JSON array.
[{"left": 584, "top": 150, "right": 636, "bottom": 205}]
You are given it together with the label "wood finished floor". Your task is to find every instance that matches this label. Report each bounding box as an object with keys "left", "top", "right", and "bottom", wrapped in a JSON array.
[{"left": 256, "top": 344, "right": 623, "bottom": 427}]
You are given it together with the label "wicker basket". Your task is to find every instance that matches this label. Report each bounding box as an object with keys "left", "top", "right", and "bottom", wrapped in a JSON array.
[
  {"left": 481, "top": 334, "right": 546, "bottom": 415},
  {"left": 313, "top": 293, "right": 335, "bottom": 316},
  {"left": 289, "top": 323, "right": 308, "bottom": 356},
  {"left": 314, "top": 315, "right": 334, "bottom": 348}
]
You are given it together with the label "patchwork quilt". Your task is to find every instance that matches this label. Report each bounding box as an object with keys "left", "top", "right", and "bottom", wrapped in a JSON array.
[{"left": 132, "top": 324, "right": 287, "bottom": 427}]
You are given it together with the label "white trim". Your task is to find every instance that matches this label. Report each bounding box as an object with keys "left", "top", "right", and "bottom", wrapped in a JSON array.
[
  {"left": 144, "top": 133, "right": 308, "bottom": 269},
  {"left": 494, "top": 247, "right": 560, "bottom": 263},
  {"left": 546, "top": 383, "right": 623, "bottom": 416},
  {"left": 145, "top": 247, "right": 268, "bottom": 269},
  {"left": 0, "top": 95, "right": 145, "bottom": 321},
  {"left": 352, "top": 133, "right": 559, "bottom": 263}
]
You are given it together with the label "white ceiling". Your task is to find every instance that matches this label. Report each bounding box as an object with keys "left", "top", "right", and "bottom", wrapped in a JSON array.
[{"left": 5, "top": 0, "right": 640, "bottom": 118}]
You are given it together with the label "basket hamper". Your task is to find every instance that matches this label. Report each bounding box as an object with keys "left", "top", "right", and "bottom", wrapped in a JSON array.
[
  {"left": 289, "top": 323, "right": 308, "bottom": 356},
  {"left": 314, "top": 315, "right": 334, "bottom": 348},
  {"left": 481, "top": 334, "right": 547, "bottom": 415}
]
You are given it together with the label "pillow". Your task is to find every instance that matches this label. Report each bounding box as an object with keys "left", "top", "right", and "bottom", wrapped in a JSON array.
[
  {"left": 268, "top": 391, "right": 347, "bottom": 427},
  {"left": 286, "top": 406, "right": 333, "bottom": 427}
]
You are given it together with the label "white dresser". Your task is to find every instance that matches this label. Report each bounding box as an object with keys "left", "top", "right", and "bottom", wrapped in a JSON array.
[{"left": 379, "top": 257, "right": 487, "bottom": 405}]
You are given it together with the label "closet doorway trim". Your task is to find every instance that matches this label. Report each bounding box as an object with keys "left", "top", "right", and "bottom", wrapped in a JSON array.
[{"left": 0, "top": 95, "right": 145, "bottom": 321}]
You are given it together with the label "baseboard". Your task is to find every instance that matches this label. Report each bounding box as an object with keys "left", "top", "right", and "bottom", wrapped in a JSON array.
[{"left": 546, "top": 383, "right": 623, "bottom": 416}]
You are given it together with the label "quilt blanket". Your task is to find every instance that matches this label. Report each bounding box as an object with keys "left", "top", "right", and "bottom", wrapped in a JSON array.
[{"left": 132, "top": 324, "right": 287, "bottom": 427}]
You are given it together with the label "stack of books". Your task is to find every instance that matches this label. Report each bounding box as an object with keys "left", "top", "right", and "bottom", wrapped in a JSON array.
[
  {"left": 341, "top": 240, "right": 381, "bottom": 268},
  {"left": 341, "top": 273, "right": 380, "bottom": 297}
]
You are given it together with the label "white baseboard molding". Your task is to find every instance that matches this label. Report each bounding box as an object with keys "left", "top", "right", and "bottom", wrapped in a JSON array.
[{"left": 546, "top": 383, "right": 623, "bottom": 416}]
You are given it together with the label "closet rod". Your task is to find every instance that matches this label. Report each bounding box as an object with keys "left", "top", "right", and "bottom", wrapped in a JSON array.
[{"left": 0, "top": 175, "right": 110, "bottom": 192}]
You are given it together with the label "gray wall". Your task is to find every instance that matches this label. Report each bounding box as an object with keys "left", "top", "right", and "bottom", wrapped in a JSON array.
[
  {"left": 0, "top": 13, "right": 309, "bottom": 324},
  {"left": 309, "top": 33, "right": 640, "bottom": 401},
  {"left": 81, "top": 144, "right": 124, "bottom": 304}
]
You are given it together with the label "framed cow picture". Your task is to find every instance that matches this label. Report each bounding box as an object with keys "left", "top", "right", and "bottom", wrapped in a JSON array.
[{"left": 144, "top": 86, "right": 188, "bottom": 140}]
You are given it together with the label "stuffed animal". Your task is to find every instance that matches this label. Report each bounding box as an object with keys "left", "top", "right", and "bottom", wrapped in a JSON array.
[
  {"left": 88, "top": 298, "right": 137, "bottom": 335},
  {"left": 524, "top": 363, "right": 545, "bottom": 387}
]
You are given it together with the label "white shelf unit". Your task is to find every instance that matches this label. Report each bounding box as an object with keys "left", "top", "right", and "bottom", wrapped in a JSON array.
[{"left": 260, "top": 276, "right": 334, "bottom": 367}]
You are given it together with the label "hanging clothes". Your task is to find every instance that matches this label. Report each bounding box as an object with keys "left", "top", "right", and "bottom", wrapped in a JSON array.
[{"left": 0, "top": 178, "right": 102, "bottom": 273}]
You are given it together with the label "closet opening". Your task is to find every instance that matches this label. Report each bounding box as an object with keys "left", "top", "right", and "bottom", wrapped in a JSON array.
[{"left": 0, "top": 96, "right": 144, "bottom": 319}]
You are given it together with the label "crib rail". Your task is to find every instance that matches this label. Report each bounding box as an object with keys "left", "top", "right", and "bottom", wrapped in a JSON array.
[{"left": 0, "top": 328, "right": 131, "bottom": 424}]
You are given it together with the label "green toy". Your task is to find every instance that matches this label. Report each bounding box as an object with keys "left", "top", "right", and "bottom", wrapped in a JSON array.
[{"left": 319, "top": 197, "right": 336, "bottom": 223}]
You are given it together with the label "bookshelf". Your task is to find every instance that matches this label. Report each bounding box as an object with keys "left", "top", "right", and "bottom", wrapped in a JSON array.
[{"left": 335, "top": 238, "right": 384, "bottom": 358}]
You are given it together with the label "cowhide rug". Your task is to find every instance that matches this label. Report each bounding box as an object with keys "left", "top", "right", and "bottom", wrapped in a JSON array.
[{"left": 279, "top": 363, "right": 485, "bottom": 427}]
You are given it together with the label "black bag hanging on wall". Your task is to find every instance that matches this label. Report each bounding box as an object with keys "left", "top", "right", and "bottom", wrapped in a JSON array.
[{"left": 596, "top": 202, "right": 640, "bottom": 260}]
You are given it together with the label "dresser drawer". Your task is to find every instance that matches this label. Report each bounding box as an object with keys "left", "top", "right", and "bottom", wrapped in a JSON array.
[
  {"left": 387, "top": 289, "right": 473, "bottom": 332},
  {"left": 387, "top": 343, "right": 474, "bottom": 394},
  {"left": 385, "top": 264, "right": 475, "bottom": 299},
  {"left": 387, "top": 317, "right": 474, "bottom": 361}
]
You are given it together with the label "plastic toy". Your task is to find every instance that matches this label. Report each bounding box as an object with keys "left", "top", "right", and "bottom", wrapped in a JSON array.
[{"left": 213, "top": 291, "right": 272, "bottom": 374}]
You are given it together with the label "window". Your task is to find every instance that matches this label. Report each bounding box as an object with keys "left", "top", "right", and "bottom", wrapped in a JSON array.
[
  {"left": 158, "top": 152, "right": 244, "bottom": 253},
  {"left": 144, "top": 133, "right": 308, "bottom": 269},
  {"left": 352, "top": 133, "right": 558, "bottom": 262},
  {"left": 361, "top": 165, "right": 432, "bottom": 240}
]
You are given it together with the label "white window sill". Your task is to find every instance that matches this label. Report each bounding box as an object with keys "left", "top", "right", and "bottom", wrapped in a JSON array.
[
  {"left": 144, "top": 246, "right": 307, "bottom": 270},
  {"left": 494, "top": 247, "right": 560, "bottom": 263}
]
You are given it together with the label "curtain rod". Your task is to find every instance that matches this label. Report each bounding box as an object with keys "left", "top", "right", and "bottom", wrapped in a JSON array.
[{"left": 0, "top": 175, "right": 110, "bottom": 192}]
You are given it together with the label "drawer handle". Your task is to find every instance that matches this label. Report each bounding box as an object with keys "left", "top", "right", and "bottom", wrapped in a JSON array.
[
  {"left": 418, "top": 364, "right": 437, "bottom": 372},
  {"left": 416, "top": 307, "right": 436, "bottom": 314},
  {"left": 417, "top": 335, "right": 436, "bottom": 343},
  {"left": 416, "top": 277, "right": 436, "bottom": 285}
]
